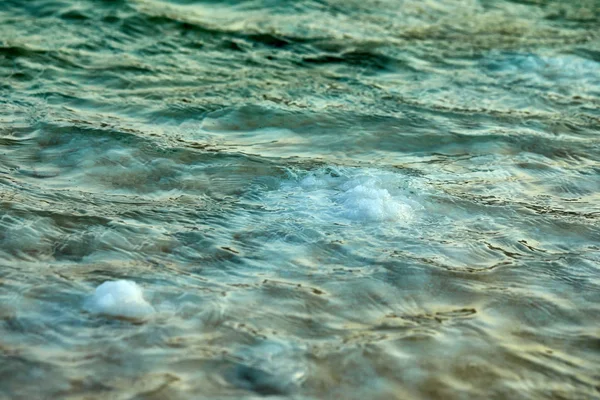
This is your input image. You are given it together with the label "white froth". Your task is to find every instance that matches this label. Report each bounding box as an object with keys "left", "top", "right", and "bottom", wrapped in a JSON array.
[
  {"left": 338, "top": 183, "right": 413, "bottom": 221},
  {"left": 85, "top": 280, "right": 154, "bottom": 319},
  {"left": 280, "top": 168, "right": 422, "bottom": 223}
]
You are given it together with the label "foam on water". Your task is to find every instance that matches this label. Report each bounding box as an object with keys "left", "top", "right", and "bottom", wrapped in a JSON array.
[
  {"left": 337, "top": 179, "right": 414, "bottom": 222},
  {"left": 85, "top": 280, "right": 154, "bottom": 320},
  {"left": 277, "top": 167, "right": 423, "bottom": 224}
]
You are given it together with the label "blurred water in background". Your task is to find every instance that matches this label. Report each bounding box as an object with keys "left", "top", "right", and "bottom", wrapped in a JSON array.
[{"left": 1, "top": 0, "right": 599, "bottom": 398}]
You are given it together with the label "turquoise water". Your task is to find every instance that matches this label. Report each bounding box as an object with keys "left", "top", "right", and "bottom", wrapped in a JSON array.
[{"left": 1, "top": 0, "right": 600, "bottom": 398}]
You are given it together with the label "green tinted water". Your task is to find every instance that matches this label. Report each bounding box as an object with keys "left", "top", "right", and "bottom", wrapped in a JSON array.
[{"left": 1, "top": 0, "right": 599, "bottom": 398}]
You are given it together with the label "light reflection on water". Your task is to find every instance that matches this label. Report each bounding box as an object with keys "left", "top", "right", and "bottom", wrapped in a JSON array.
[{"left": 1, "top": 0, "right": 600, "bottom": 398}]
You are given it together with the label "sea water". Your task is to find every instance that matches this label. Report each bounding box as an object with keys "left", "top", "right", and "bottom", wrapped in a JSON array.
[{"left": 1, "top": 0, "right": 599, "bottom": 398}]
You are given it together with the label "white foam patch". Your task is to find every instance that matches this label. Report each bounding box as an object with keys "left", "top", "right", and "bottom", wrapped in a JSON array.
[
  {"left": 277, "top": 167, "right": 423, "bottom": 223},
  {"left": 337, "top": 179, "right": 414, "bottom": 222},
  {"left": 85, "top": 280, "right": 154, "bottom": 319}
]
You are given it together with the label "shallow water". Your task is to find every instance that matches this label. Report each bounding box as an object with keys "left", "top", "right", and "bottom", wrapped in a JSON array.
[{"left": 1, "top": 0, "right": 600, "bottom": 399}]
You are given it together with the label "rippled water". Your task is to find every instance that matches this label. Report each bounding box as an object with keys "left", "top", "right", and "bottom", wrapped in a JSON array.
[{"left": 1, "top": 0, "right": 600, "bottom": 398}]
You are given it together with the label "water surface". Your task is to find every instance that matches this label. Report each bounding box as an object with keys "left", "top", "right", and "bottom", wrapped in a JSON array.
[{"left": 1, "top": 0, "right": 600, "bottom": 398}]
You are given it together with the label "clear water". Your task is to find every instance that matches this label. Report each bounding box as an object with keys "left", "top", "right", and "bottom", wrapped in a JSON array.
[{"left": 1, "top": 0, "right": 600, "bottom": 398}]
